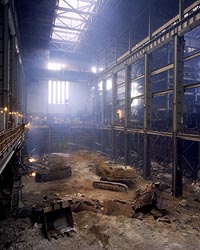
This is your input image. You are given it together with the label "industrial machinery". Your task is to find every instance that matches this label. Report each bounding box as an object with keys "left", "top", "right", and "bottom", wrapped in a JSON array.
[
  {"left": 93, "top": 162, "right": 137, "bottom": 192},
  {"left": 32, "top": 199, "right": 75, "bottom": 240},
  {"left": 93, "top": 180, "right": 128, "bottom": 192},
  {"left": 97, "top": 163, "right": 137, "bottom": 184}
]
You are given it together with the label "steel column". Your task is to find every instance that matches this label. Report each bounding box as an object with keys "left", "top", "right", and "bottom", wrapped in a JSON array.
[
  {"left": 144, "top": 53, "right": 152, "bottom": 179},
  {"left": 111, "top": 73, "right": 117, "bottom": 160},
  {"left": 179, "top": 0, "right": 184, "bottom": 21},
  {"left": 124, "top": 65, "right": 131, "bottom": 165},
  {"left": 112, "top": 73, "right": 117, "bottom": 126},
  {"left": 10, "top": 36, "right": 15, "bottom": 113},
  {"left": 172, "top": 35, "right": 184, "bottom": 197},
  {"left": 101, "top": 79, "right": 106, "bottom": 125},
  {"left": 125, "top": 65, "right": 131, "bottom": 128},
  {"left": 3, "top": 5, "right": 9, "bottom": 129},
  {"left": 0, "top": 5, "right": 4, "bottom": 109},
  {"left": 111, "top": 129, "right": 116, "bottom": 160},
  {"left": 124, "top": 132, "right": 130, "bottom": 165}
]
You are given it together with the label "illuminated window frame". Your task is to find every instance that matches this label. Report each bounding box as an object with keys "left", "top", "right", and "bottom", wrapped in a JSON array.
[{"left": 48, "top": 80, "right": 69, "bottom": 104}]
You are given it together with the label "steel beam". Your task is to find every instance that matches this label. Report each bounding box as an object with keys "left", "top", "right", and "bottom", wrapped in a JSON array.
[
  {"left": 53, "top": 24, "right": 85, "bottom": 32},
  {"left": 179, "top": 0, "right": 184, "bottom": 21},
  {"left": 172, "top": 35, "right": 184, "bottom": 197},
  {"left": 111, "top": 73, "right": 117, "bottom": 161},
  {"left": 124, "top": 65, "right": 131, "bottom": 165},
  {"left": 143, "top": 53, "right": 152, "bottom": 180},
  {"left": 112, "top": 73, "right": 117, "bottom": 126},
  {"left": 101, "top": 79, "right": 106, "bottom": 125},
  {"left": 125, "top": 65, "right": 131, "bottom": 128},
  {"left": 0, "top": 5, "right": 4, "bottom": 109},
  {"left": 3, "top": 5, "right": 9, "bottom": 129},
  {"left": 111, "top": 129, "right": 116, "bottom": 160},
  {"left": 124, "top": 132, "right": 130, "bottom": 165},
  {"left": 57, "top": 7, "right": 96, "bottom": 16}
]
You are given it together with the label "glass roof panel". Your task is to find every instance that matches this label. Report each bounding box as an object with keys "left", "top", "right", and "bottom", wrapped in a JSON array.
[{"left": 51, "top": 0, "right": 99, "bottom": 47}]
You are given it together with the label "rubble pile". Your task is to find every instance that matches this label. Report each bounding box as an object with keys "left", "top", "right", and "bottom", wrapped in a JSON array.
[
  {"left": 192, "top": 181, "right": 200, "bottom": 193},
  {"left": 1, "top": 151, "right": 200, "bottom": 249}
]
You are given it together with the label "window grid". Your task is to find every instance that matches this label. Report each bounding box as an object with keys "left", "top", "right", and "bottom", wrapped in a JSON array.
[{"left": 48, "top": 80, "right": 69, "bottom": 104}]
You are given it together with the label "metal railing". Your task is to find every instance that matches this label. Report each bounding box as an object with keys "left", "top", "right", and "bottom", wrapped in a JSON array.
[{"left": 0, "top": 126, "right": 25, "bottom": 157}]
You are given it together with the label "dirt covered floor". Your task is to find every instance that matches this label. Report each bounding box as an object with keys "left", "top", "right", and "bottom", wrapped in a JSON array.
[{"left": 0, "top": 150, "right": 200, "bottom": 250}]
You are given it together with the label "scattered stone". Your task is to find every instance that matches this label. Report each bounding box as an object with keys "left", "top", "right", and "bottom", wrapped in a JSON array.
[
  {"left": 192, "top": 181, "right": 200, "bottom": 193},
  {"left": 133, "top": 212, "right": 144, "bottom": 220},
  {"left": 72, "top": 198, "right": 99, "bottom": 213},
  {"left": 179, "top": 199, "right": 187, "bottom": 207},
  {"left": 158, "top": 215, "right": 170, "bottom": 223},
  {"left": 150, "top": 208, "right": 163, "bottom": 219}
]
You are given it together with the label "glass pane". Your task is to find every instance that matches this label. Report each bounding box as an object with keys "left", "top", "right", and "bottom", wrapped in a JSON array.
[
  {"left": 152, "top": 69, "right": 173, "bottom": 92},
  {"left": 152, "top": 94, "right": 173, "bottom": 131},
  {"left": 184, "top": 56, "right": 200, "bottom": 85},
  {"left": 183, "top": 87, "right": 200, "bottom": 134},
  {"left": 152, "top": 42, "right": 174, "bottom": 71}
]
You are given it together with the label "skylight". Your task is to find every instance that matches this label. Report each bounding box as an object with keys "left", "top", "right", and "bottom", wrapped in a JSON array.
[{"left": 51, "top": 0, "right": 99, "bottom": 51}]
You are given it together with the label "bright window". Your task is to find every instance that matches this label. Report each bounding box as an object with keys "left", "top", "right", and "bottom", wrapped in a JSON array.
[{"left": 48, "top": 80, "right": 69, "bottom": 104}]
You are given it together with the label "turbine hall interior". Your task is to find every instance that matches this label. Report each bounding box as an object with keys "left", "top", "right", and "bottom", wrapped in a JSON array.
[{"left": 0, "top": 0, "right": 200, "bottom": 249}]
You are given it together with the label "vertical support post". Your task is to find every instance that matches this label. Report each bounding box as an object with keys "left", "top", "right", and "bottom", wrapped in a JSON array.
[
  {"left": 129, "top": 25, "right": 132, "bottom": 53},
  {"left": 144, "top": 53, "right": 152, "bottom": 179},
  {"left": 172, "top": 35, "right": 184, "bottom": 197},
  {"left": 198, "top": 142, "right": 200, "bottom": 177},
  {"left": 0, "top": 6, "right": 4, "bottom": 131},
  {"left": 101, "top": 129, "right": 105, "bottom": 153},
  {"left": 125, "top": 65, "right": 131, "bottom": 128},
  {"left": 179, "top": 0, "right": 184, "bottom": 21},
  {"left": 101, "top": 79, "right": 106, "bottom": 125},
  {"left": 148, "top": 2, "right": 152, "bottom": 40},
  {"left": 111, "top": 129, "right": 116, "bottom": 160},
  {"left": 124, "top": 132, "right": 130, "bottom": 165},
  {"left": 112, "top": 73, "right": 117, "bottom": 126},
  {"left": 124, "top": 65, "right": 131, "bottom": 165},
  {"left": 3, "top": 4, "right": 9, "bottom": 129},
  {"left": 111, "top": 73, "right": 117, "bottom": 160},
  {"left": 48, "top": 126, "right": 51, "bottom": 154},
  {"left": 10, "top": 36, "right": 15, "bottom": 114}
]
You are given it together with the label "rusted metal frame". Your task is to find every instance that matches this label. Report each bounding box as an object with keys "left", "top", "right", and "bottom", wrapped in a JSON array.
[
  {"left": 143, "top": 53, "right": 152, "bottom": 180},
  {"left": 172, "top": 35, "right": 184, "bottom": 197}
]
